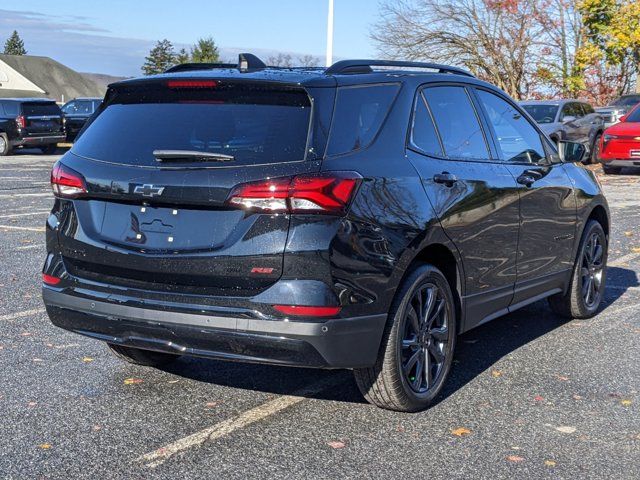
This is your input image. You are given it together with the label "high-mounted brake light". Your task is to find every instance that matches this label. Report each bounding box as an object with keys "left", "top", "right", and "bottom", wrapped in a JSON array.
[
  {"left": 273, "top": 305, "right": 342, "bottom": 317},
  {"left": 42, "top": 273, "right": 61, "bottom": 285},
  {"left": 167, "top": 80, "right": 218, "bottom": 89},
  {"left": 15, "top": 115, "right": 25, "bottom": 129},
  {"left": 226, "top": 172, "right": 361, "bottom": 215},
  {"left": 51, "top": 161, "right": 87, "bottom": 197}
]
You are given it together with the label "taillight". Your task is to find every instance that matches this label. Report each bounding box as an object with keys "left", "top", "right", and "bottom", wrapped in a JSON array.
[
  {"left": 51, "top": 161, "right": 87, "bottom": 197},
  {"left": 42, "top": 273, "right": 61, "bottom": 285},
  {"left": 226, "top": 172, "right": 361, "bottom": 215},
  {"left": 273, "top": 305, "right": 341, "bottom": 317},
  {"left": 16, "top": 115, "right": 25, "bottom": 129}
]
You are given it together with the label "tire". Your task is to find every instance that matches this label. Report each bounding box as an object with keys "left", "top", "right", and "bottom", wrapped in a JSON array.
[
  {"left": 588, "top": 133, "right": 602, "bottom": 165},
  {"left": 353, "top": 264, "right": 457, "bottom": 412},
  {"left": 107, "top": 343, "right": 180, "bottom": 367},
  {"left": 0, "top": 134, "right": 10, "bottom": 156},
  {"left": 602, "top": 165, "right": 621, "bottom": 175},
  {"left": 548, "top": 220, "right": 607, "bottom": 319},
  {"left": 41, "top": 144, "right": 57, "bottom": 155}
]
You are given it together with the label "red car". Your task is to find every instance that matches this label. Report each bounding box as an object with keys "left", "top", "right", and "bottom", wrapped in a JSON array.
[{"left": 599, "top": 102, "right": 640, "bottom": 174}]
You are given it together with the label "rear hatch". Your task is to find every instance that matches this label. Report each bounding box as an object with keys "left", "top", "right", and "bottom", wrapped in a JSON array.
[
  {"left": 56, "top": 78, "right": 332, "bottom": 294},
  {"left": 20, "top": 101, "right": 63, "bottom": 136}
]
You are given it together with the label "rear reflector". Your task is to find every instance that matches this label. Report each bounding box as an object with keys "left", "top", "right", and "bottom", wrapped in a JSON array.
[
  {"left": 42, "top": 273, "right": 61, "bottom": 285},
  {"left": 167, "top": 80, "right": 218, "bottom": 89},
  {"left": 51, "top": 161, "right": 87, "bottom": 198},
  {"left": 273, "top": 305, "right": 342, "bottom": 317},
  {"left": 226, "top": 172, "right": 361, "bottom": 215}
]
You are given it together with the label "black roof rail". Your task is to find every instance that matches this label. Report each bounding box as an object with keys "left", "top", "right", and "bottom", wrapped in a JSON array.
[
  {"left": 325, "top": 60, "right": 474, "bottom": 77},
  {"left": 165, "top": 53, "right": 268, "bottom": 74}
]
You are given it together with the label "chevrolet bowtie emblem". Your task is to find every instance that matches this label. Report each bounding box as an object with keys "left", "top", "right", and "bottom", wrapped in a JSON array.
[{"left": 134, "top": 184, "right": 165, "bottom": 197}]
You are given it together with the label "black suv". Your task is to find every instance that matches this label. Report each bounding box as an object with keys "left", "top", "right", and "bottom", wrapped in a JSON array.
[
  {"left": 42, "top": 55, "right": 610, "bottom": 411},
  {"left": 61, "top": 97, "right": 102, "bottom": 142},
  {"left": 0, "top": 98, "right": 65, "bottom": 156}
]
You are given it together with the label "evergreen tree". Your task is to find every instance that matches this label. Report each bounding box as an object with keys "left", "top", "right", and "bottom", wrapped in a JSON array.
[
  {"left": 190, "top": 37, "right": 220, "bottom": 63},
  {"left": 3, "top": 30, "right": 27, "bottom": 55},
  {"left": 175, "top": 47, "right": 190, "bottom": 64},
  {"left": 142, "top": 39, "right": 176, "bottom": 75}
]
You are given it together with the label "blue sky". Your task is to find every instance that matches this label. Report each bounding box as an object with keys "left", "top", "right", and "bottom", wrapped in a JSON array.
[{"left": 0, "top": 1, "right": 380, "bottom": 77}]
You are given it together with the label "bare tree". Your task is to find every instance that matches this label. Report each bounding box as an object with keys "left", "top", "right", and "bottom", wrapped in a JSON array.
[
  {"left": 297, "top": 54, "right": 320, "bottom": 67},
  {"left": 372, "top": 0, "right": 546, "bottom": 99},
  {"left": 267, "top": 53, "right": 293, "bottom": 67}
]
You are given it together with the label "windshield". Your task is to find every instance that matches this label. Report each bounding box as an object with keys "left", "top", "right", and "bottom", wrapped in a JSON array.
[
  {"left": 72, "top": 84, "right": 312, "bottom": 167},
  {"left": 611, "top": 96, "right": 640, "bottom": 107},
  {"left": 521, "top": 104, "right": 558, "bottom": 124},
  {"left": 626, "top": 106, "right": 640, "bottom": 122}
]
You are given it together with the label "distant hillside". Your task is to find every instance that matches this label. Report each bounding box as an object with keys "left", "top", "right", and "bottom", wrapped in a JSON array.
[{"left": 81, "top": 72, "right": 129, "bottom": 89}]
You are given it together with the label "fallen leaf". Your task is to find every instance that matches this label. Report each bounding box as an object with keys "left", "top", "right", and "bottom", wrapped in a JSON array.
[
  {"left": 572, "top": 394, "right": 582, "bottom": 400},
  {"left": 544, "top": 460, "right": 557, "bottom": 467},
  {"left": 38, "top": 444, "right": 51, "bottom": 450},
  {"left": 92, "top": 425, "right": 102, "bottom": 431},
  {"left": 534, "top": 395, "right": 545, "bottom": 402},
  {"left": 621, "top": 399, "right": 632, "bottom": 406},
  {"left": 632, "top": 247, "right": 640, "bottom": 253},
  {"left": 624, "top": 231, "right": 633, "bottom": 237},
  {"left": 555, "top": 426, "right": 576, "bottom": 434},
  {"left": 327, "top": 441, "right": 346, "bottom": 449},
  {"left": 167, "top": 379, "right": 179, "bottom": 384},
  {"left": 123, "top": 378, "right": 143, "bottom": 385},
  {"left": 32, "top": 358, "right": 43, "bottom": 363},
  {"left": 554, "top": 374, "right": 569, "bottom": 381},
  {"left": 451, "top": 427, "right": 472, "bottom": 437},
  {"left": 205, "top": 402, "right": 219, "bottom": 408},
  {"left": 82, "top": 357, "right": 94, "bottom": 363},
  {"left": 27, "top": 401, "right": 37, "bottom": 407},
  {"left": 491, "top": 370, "right": 503, "bottom": 378},
  {"left": 506, "top": 455, "right": 525, "bottom": 463},
  {"left": 20, "top": 332, "right": 32, "bottom": 337}
]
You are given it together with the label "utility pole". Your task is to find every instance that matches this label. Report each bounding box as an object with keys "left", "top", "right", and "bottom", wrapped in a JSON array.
[{"left": 326, "top": 0, "right": 334, "bottom": 67}]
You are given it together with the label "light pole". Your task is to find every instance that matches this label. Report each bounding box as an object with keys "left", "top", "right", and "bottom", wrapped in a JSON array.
[{"left": 326, "top": 0, "right": 334, "bottom": 67}]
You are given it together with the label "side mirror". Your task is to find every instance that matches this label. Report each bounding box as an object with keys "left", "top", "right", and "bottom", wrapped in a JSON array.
[
  {"left": 558, "top": 141, "right": 586, "bottom": 163},
  {"left": 562, "top": 115, "right": 577, "bottom": 123},
  {"left": 619, "top": 114, "right": 628, "bottom": 122}
]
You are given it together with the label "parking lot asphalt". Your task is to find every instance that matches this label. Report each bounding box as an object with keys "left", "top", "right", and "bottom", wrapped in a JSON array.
[{"left": 0, "top": 151, "right": 638, "bottom": 479}]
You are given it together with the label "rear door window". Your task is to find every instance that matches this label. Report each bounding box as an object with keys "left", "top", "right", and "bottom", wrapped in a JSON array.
[
  {"left": 422, "top": 86, "right": 489, "bottom": 160},
  {"left": 1, "top": 101, "right": 19, "bottom": 116},
  {"left": 326, "top": 84, "right": 400, "bottom": 156},
  {"left": 72, "top": 83, "right": 313, "bottom": 167},
  {"left": 410, "top": 92, "right": 443, "bottom": 157}
]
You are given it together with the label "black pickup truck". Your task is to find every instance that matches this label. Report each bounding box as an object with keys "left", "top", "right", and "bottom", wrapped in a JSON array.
[{"left": 0, "top": 98, "right": 66, "bottom": 156}]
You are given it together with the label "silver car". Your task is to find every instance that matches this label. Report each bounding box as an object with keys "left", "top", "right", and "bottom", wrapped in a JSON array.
[
  {"left": 520, "top": 99, "right": 604, "bottom": 164},
  {"left": 595, "top": 94, "right": 640, "bottom": 128}
]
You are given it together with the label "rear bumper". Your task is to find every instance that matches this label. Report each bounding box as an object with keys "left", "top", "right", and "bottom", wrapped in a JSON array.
[
  {"left": 11, "top": 135, "right": 65, "bottom": 147},
  {"left": 42, "top": 287, "right": 387, "bottom": 369},
  {"left": 600, "top": 159, "right": 640, "bottom": 167}
]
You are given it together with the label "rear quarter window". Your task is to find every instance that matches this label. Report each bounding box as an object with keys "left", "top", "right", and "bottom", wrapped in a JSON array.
[
  {"left": 326, "top": 84, "right": 400, "bottom": 156},
  {"left": 22, "top": 103, "right": 62, "bottom": 116},
  {"left": 0, "top": 101, "right": 19, "bottom": 116}
]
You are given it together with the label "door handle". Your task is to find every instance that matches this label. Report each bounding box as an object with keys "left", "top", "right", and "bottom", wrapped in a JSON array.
[
  {"left": 517, "top": 174, "right": 536, "bottom": 187},
  {"left": 433, "top": 172, "right": 458, "bottom": 187}
]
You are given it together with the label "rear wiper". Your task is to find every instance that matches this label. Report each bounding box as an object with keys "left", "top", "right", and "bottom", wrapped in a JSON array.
[{"left": 153, "top": 150, "right": 235, "bottom": 162}]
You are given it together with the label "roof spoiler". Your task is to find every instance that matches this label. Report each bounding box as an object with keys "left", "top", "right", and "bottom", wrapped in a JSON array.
[{"left": 165, "top": 53, "right": 267, "bottom": 74}]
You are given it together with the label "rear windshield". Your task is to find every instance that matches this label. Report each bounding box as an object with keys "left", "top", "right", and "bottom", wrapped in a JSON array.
[
  {"left": 72, "top": 83, "right": 312, "bottom": 167},
  {"left": 611, "top": 95, "right": 640, "bottom": 107},
  {"left": 22, "top": 102, "right": 61, "bottom": 116},
  {"left": 521, "top": 104, "right": 558, "bottom": 124}
]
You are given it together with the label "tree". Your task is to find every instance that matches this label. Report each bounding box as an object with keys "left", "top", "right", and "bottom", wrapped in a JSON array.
[
  {"left": 190, "top": 37, "right": 220, "bottom": 63},
  {"left": 267, "top": 53, "right": 293, "bottom": 67},
  {"left": 297, "top": 54, "right": 320, "bottom": 67},
  {"left": 175, "top": 47, "right": 190, "bottom": 64},
  {"left": 372, "top": 0, "right": 546, "bottom": 99},
  {"left": 142, "top": 39, "right": 176, "bottom": 75},
  {"left": 3, "top": 30, "right": 27, "bottom": 55}
]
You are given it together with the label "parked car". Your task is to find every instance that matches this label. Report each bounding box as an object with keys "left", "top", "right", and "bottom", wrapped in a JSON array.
[
  {"left": 520, "top": 99, "right": 604, "bottom": 164},
  {"left": 596, "top": 94, "right": 640, "bottom": 128},
  {"left": 0, "top": 98, "right": 65, "bottom": 156},
  {"left": 599, "top": 102, "right": 640, "bottom": 174},
  {"left": 42, "top": 55, "right": 610, "bottom": 412},
  {"left": 61, "top": 97, "right": 102, "bottom": 142}
]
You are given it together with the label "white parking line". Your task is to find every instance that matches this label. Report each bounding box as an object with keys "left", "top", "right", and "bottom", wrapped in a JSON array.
[
  {"left": 0, "top": 225, "right": 45, "bottom": 232},
  {"left": 0, "top": 308, "right": 46, "bottom": 322},
  {"left": 609, "top": 251, "right": 640, "bottom": 267},
  {"left": 0, "top": 193, "right": 51, "bottom": 199},
  {"left": 0, "top": 210, "right": 50, "bottom": 219},
  {"left": 139, "top": 374, "right": 344, "bottom": 468},
  {"left": 16, "top": 244, "right": 42, "bottom": 250}
]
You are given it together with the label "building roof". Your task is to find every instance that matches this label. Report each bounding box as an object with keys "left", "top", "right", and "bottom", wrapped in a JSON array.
[{"left": 0, "top": 54, "right": 105, "bottom": 102}]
